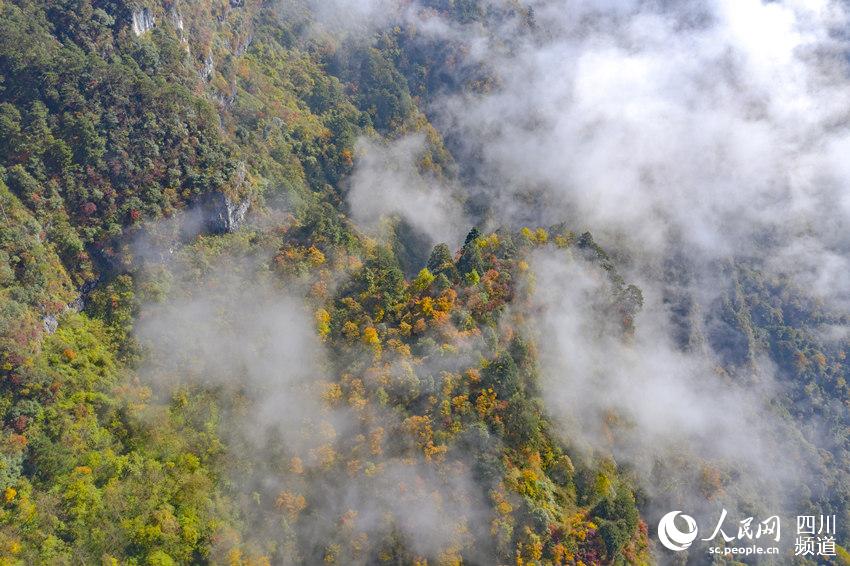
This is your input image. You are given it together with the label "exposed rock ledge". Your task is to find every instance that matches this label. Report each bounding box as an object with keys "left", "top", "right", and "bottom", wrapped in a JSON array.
[
  {"left": 132, "top": 8, "right": 155, "bottom": 36},
  {"left": 42, "top": 280, "right": 100, "bottom": 334},
  {"left": 201, "top": 191, "right": 249, "bottom": 234}
]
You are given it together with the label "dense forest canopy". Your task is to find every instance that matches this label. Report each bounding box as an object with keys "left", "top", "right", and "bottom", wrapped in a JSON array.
[{"left": 0, "top": 0, "right": 849, "bottom": 565}]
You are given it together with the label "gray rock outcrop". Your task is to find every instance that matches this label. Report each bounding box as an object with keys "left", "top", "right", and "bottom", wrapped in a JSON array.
[
  {"left": 202, "top": 192, "right": 249, "bottom": 234},
  {"left": 42, "top": 315, "right": 58, "bottom": 335},
  {"left": 132, "top": 8, "right": 155, "bottom": 36},
  {"left": 202, "top": 53, "right": 214, "bottom": 80},
  {"left": 169, "top": 7, "right": 184, "bottom": 33}
]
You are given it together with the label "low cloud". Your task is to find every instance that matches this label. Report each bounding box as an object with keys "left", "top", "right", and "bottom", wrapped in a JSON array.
[
  {"left": 436, "top": 0, "right": 850, "bottom": 304},
  {"left": 134, "top": 252, "right": 494, "bottom": 563},
  {"left": 525, "top": 249, "right": 818, "bottom": 522},
  {"left": 347, "top": 134, "right": 466, "bottom": 247}
]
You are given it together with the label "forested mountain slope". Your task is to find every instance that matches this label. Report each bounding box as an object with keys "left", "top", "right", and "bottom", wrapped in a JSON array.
[{"left": 0, "top": 1, "right": 848, "bottom": 565}]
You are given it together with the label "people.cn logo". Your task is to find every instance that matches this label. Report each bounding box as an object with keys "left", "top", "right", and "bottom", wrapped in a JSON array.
[{"left": 658, "top": 511, "right": 699, "bottom": 551}]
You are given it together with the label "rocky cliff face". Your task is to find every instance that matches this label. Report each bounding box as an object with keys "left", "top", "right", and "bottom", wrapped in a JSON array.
[
  {"left": 201, "top": 52, "right": 214, "bottom": 80},
  {"left": 168, "top": 6, "right": 184, "bottom": 33},
  {"left": 202, "top": 191, "right": 249, "bottom": 234},
  {"left": 131, "top": 8, "right": 155, "bottom": 36}
]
